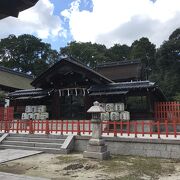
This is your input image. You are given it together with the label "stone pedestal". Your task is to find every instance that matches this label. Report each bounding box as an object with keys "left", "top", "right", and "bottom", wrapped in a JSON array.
[
  {"left": 83, "top": 120, "right": 110, "bottom": 160},
  {"left": 83, "top": 138, "right": 110, "bottom": 160}
]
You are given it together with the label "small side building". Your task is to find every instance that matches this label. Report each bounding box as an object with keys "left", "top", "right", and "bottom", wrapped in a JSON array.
[
  {"left": 89, "top": 81, "right": 165, "bottom": 120},
  {"left": 0, "top": 66, "right": 33, "bottom": 108},
  {"left": 96, "top": 60, "right": 145, "bottom": 82}
]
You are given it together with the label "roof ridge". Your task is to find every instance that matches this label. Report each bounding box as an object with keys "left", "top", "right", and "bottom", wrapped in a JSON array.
[
  {"left": 96, "top": 59, "right": 141, "bottom": 68},
  {"left": 0, "top": 66, "right": 33, "bottom": 79},
  {"left": 114, "top": 80, "right": 151, "bottom": 85},
  {"left": 31, "top": 56, "right": 113, "bottom": 87},
  {"left": 11, "top": 88, "right": 43, "bottom": 93},
  {"left": 65, "top": 57, "right": 114, "bottom": 83}
]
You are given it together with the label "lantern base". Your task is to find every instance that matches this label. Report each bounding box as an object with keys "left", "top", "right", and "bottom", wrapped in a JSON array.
[
  {"left": 83, "top": 141, "right": 110, "bottom": 160},
  {"left": 89, "top": 138, "right": 105, "bottom": 146},
  {"left": 83, "top": 150, "right": 110, "bottom": 160}
]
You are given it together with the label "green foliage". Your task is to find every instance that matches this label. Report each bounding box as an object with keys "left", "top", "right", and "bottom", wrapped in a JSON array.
[
  {"left": 169, "top": 28, "right": 180, "bottom": 40},
  {"left": 60, "top": 42, "right": 131, "bottom": 67},
  {"left": 130, "top": 37, "right": 156, "bottom": 80},
  {"left": 153, "top": 28, "right": 180, "bottom": 99},
  {"left": 60, "top": 41, "right": 109, "bottom": 68},
  {"left": 107, "top": 44, "right": 131, "bottom": 61},
  {"left": 0, "top": 34, "right": 59, "bottom": 76}
]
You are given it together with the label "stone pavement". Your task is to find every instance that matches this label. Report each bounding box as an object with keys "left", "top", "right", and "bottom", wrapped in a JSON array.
[
  {"left": 0, "top": 149, "right": 42, "bottom": 163},
  {"left": 0, "top": 172, "right": 49, "bottom": 180}
]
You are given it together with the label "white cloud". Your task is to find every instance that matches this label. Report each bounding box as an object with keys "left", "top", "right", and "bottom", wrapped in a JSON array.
[
  {"left": 0, "top": 0, "right": 65, "bottom": 40},
  {"left": 61, "top": 0, "right": 180, "bottom": 47}
]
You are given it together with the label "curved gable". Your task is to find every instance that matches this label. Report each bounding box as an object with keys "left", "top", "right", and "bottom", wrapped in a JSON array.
[{"left": 31, "top": 57, "right": 113, "bottom": 89}]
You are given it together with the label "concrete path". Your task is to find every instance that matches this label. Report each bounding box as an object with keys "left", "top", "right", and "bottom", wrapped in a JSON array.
[
  {"left": 0, "top": 149, "right": 42, "bottom": 163},
  {"left": 0, "top": 172, "right": 49, "bottom": 180}
]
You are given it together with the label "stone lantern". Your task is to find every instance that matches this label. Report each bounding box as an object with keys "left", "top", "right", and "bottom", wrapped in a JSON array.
[{"left": 83, "top": 101, "right": 110, "bottom": 160}]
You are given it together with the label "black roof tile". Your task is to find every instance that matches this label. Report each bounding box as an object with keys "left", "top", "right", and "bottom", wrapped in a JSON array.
[
  {"left": 0, "top": 66, "right": 33, "bottom": 79},
  {"left": 96, "top": 59, "right": 140, "bottom": 68},
  {"left": 8, "top": 88, "right": 51, "bottom": 98},
  {"left": 89, "top": 81, "right": 155, "bottom": 92}
]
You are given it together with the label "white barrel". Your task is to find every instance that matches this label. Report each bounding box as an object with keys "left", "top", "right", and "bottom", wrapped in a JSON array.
[
  {"left": 40, "top": 112, "right": 49, "bottom": 120},
  {"left": 25, "top": 106, "right": 32, "bottom": 113},
  {"left": 21, "top": 113, "right": 28, "bottom": 120},
  {"left": 38, "top": 105, "right": 47, "bottom": 113},
  {"left": 99, "top": 103, "right": 106, "bottom": 111},
  {"left": 101, "top": 112, "right": 109, "bottom": 121},
  {"left": 110, "top": 112, "right": 120, "bottom": 121},
  {"left": 120, "top": 111, "right": 130, "bottom": 121},
  {"left": 33, "top": 113, "right": 40, "bottom": 120},
  {"left": 5, "top": 99, "right": 10, "bottom": 107},
  {"left": 105, "top": 103, "right": 114, "bottom": 112},
  {"left": 31, "top": 106, "right": 38, "bottom": 113},
  {"left": 114, "top": 103, "right": 124, "bottom": 112},
  {"left": 27, "top": 113, "right": 33, "bottom": 120}
]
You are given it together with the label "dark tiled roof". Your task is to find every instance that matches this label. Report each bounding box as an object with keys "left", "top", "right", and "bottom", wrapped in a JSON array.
[
  {"left": 89, "top": 91, "right": 128, "bottom": 96},
  {"left": 0, "top": 66, "right": 33, "bottom": 90},
  {"left": 96, "top": 60, "right": 140, "bottom": 68},
  {"left": 0, "top": 0, "right": 39, "bottom": 19},
  {"left": 0, "top": 66, "right": 33, "bottom": 79},
  {"left": 89, "top": 81, "right": 155, "bottom": 92},
  {"left": 88, "top": 80, "right": 166, "bottom": 101},
  {"left": 8, "top": 88, "right": 51, "bottom": 98},
  {"left": 31, "top": 57, "right": 113, "bottom": 88}
]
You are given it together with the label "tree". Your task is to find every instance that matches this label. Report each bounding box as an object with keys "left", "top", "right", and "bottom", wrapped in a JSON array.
[
  {"left": 130, "top": 37, "right": 156, "bottom": 80},
  {"left": 107, "top": 44, "right": 131, "bottom": 61},
  {"left": 169, "top": 28, "right": 180, "bottom": 40},
  {"left": 153, "top": 28, "right": 180, "bottom": 99},
  {"left": 0, "top": 34, "right": 59, "bottom": 76},
  {"left": 60, "top": 41, "right": 109, "bottom": 68}
]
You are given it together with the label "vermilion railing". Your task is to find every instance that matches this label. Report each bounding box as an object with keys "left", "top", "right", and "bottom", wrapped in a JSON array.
[
  {"left": 155, "top": 102, "right": 180, "bottom": 123},
  {"left": 0, "top": 107, "right": 4, "bottom": 121},
  {"left": 0, "top": 119, "right": 180, "bottom": 139},
  {"left": 0, "top": 104, "right": 180, "bottom": 138},
  {"left": 0, "top": 107, "right": 14, "bottom": 132},
  {"left": 0, "top": 107, "right": 14, "bottom": 122}
]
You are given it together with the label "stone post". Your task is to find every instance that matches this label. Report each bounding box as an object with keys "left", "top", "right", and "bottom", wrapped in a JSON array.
[{"left": 83, "top": 101, "right": 110, "bottom": 160}]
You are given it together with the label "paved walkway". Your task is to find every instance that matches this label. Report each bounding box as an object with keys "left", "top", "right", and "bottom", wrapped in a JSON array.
[
  {"left": 0, "top": 149, "right": 47, "bottom": 179},
  {"left": 0, "top": 149, "right": 42, "bottom": 163},
  {"left": 0, "top": 172, "right": 49, "bottom": 180}
]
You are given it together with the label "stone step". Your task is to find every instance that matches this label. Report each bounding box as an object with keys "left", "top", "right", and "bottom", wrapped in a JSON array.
[
  {"left": 0, "top": 144, "right": 70, "bottom": 154},
  {"left": 8, "top": 133, "right": 67, "bottom": 139},
  {"left": 6, "top": 137, "right": 65, "bottom": 143},
  {"left": 2, "top": 141, "right": 63, "bottom": 149},
  {"left": 0, "top": 133, "right": 73, "bottom": 154}
]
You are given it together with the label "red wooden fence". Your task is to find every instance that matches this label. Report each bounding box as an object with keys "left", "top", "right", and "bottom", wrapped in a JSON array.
[
  {"left": 155, "top": 102, "right": 180, "bottom": 123},
  {"left": 0, "top": 107, "right": 14, "bottom": 121},
  {"left": 0, "top": 107, "right": 14, "bottom": 132},
  {"left": 0, "top": 107, "right": 4, "bottom": 121},
  {"left": 0, "top": 105, "right": 180, "bottom": 138},
  {"left": 0, "top": 119, "right": 180, "bottom": 139}
]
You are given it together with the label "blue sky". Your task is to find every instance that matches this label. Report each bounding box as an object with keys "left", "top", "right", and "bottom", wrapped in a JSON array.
[
  {"left": 46, "top": 0, "right": 94, "bottom": 50},
  {"left": 0, "top": 0, "right": 179, "bottom": 51},
  {"left": 47, "top": 0, "right": 73, "bottom": 49}
]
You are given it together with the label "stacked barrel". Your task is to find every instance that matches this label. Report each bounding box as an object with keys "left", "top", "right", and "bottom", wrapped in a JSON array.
[
  {"left": 100, "top": 103, "right": 130, "bottom": 121},
  {"left": 21, "top": 105, "right": 49, "bottom": 120}
]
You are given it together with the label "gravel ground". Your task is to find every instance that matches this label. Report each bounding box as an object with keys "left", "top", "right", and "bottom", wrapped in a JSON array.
[{"left": 0, "top": 153, "right": 179, "bottom": 180}]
